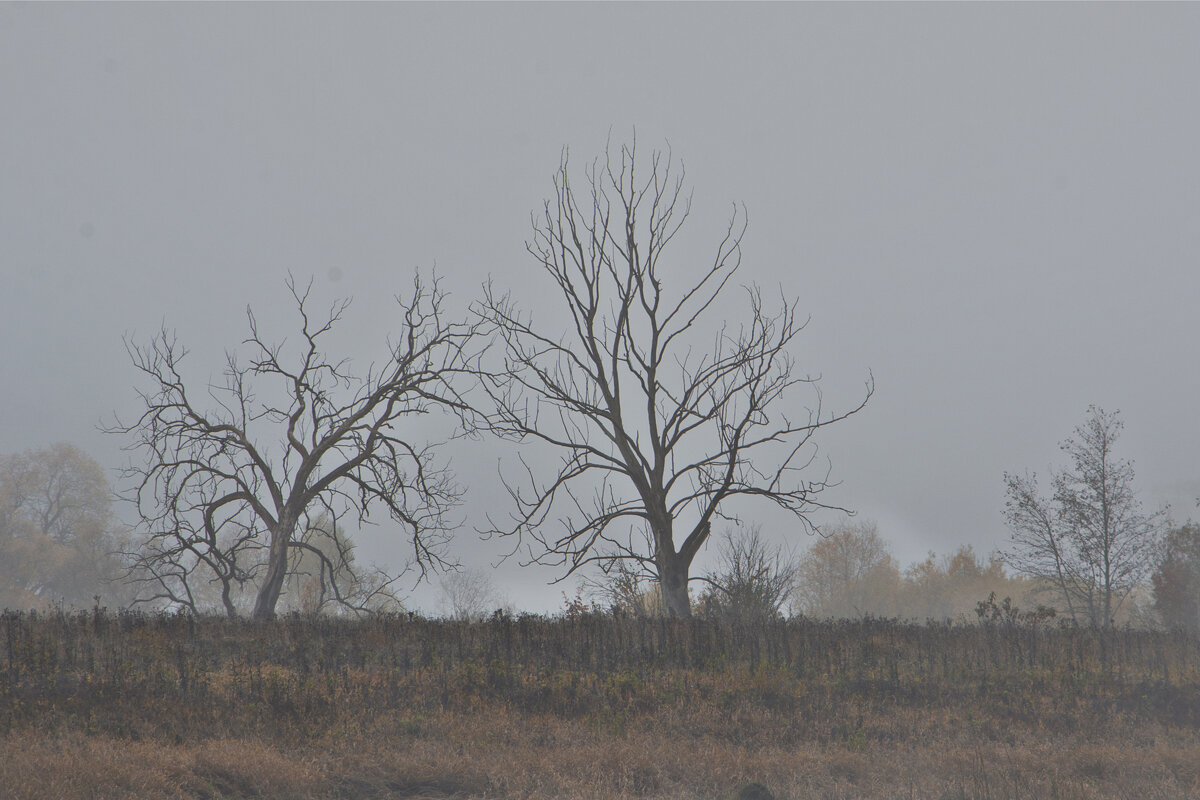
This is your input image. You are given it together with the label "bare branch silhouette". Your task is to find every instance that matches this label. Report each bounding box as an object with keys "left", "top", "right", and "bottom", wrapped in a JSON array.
[
  {"left": 109, "top": 273, "right": 482, "bottom": 619},
  {"left": 476, "top": 140, "right": 872, "bottom": 616}
]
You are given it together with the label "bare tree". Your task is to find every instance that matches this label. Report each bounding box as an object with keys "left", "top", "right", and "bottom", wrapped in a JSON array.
[
  {"left": 476, "top": 141, "right": 872, "bottom": 617},
  {"left": 437, "top": 567, "right": 508, "bottom": 621},
  {"left": 1002, "top": 472, "right": 1085, "bottom": 622},
  {"left": 1004, "top": 406, "right": 1166, "bottom": 627},
  {"left": 697, "top": 526, "right": 798, "bottom": 622},
  {"left": 110, "top": 274, "right": 478, "bottom": 620}
]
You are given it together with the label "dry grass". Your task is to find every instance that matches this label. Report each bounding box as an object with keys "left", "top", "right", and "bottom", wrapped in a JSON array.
[
  {"left": 2, "top": 610, "right": 1199, "bottom": 799},
  {"left": 5, "top": 717, "right": 1200, "bottom": 799}
]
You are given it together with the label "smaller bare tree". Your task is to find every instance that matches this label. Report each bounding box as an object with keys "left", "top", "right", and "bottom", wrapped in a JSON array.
[
  {"left": 697, "top": 526, "right": 798, "bottom": 622},
  {"left": 437, "top": 567, "right": 508, "bottom": 621},
  {"left": 111, "top": 274, "right": 479, "bottom": 620},
  {"left": 1004, "top": 406, "right": 1166, "bottom": 627}
]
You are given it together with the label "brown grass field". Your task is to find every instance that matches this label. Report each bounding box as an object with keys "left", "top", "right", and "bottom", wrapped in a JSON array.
[{"left": 3, "top": 610, "right": 1200, "bottom": 799}]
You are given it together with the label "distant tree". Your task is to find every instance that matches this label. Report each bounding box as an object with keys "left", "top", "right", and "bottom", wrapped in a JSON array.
[
  {"left": 280, "top": 514, "right": 404, "bottom": 615},
  {"left": 0, "top": 443, "right": 130, "bottom": 609},
  {"left": 437, "top": 567, "right": 508, "bottom": 622},
  {"left": 792, "top": 520, "right": 898, "bottom": 618},
  {"left": 476, "top": 140, "right": 871, "bottom": 617},
  {"left": 1004, "top": 406, "right": 1166, "bottom": 627},
  {"left": 579, "top": 557, "right": 663, "bottom": 617},
  {"left": 792, "top": 521, "right": 1039, "bottom": 621},
  {"left": 111, "top": 274, "right": 479, "bottom": 620},
  {"left": 898, "top": 545, "right": 1023, "bottom": 621},
  {"left": 1151, "top": 522, "right": 1200, "bottom": 632},
  {"left": 697, "top": 526, "right": 798, "bottom": 622}
]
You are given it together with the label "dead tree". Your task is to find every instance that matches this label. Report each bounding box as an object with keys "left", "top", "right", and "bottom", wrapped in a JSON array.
[
  {"left": 111, "top": 274, "right": 478, "bottom": 620},
  {"left": 477, "top": 141, "right": 872, "bottom": 617}
]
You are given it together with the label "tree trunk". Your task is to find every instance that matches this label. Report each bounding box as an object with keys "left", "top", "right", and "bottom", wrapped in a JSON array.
[
  {"left": 658, "top": 554, "right": 692, "bottom": 618},
  {"left": 220, "top": 578, "right": 237, "bottom": 619},
  {"left": 252, "top": 522, "right": 293, "bottom": 621}
]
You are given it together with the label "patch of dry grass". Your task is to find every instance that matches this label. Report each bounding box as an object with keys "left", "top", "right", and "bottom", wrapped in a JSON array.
[
  {"left": 2, "top": 610, "right": 1199, "bottom": 798},
  {"left": 5, "top": 716, "right": 1200, "bottom": 799}
]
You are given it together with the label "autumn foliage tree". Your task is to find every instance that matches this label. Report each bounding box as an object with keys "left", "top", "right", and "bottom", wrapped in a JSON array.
[
  {"left": 0, "top": 443, "right": 129, "bottom": 609},
  {"left": 477, "top": 141, "right": 871, "bottom": 617},
  {"left": 899, "top": 546, "right": 1029, "bottom": 621},
  {"left": 790, "top": 521, "right": 1037, "bottom": 621},
  {"left": 112, "top": 274, "right": 478, "bottom": 620},
  {"left": 792, "top": 521, "right": 898, "bottom": 618},
  {"left": 1152, "top": 522, "right": 1200, "bottom": 632}
]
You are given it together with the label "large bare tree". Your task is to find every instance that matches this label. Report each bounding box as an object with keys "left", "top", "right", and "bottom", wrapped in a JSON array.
[
  {"left": 1004, "top": 406, "right": 1166, "bottom": 627},
  {"left": 111, "top": 274, "right": 478, "bottom": 620},
  {"left": 477, "top": 142, "right": 872, "bottom": 617}
]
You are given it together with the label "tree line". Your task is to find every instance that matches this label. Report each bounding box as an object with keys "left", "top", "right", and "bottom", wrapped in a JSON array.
[
  {"left": 3, "top": 436, "right": 1197, "bottom": 630},
  {"left": 2, "top": 140, "right": 1195, "bottom": 629}
]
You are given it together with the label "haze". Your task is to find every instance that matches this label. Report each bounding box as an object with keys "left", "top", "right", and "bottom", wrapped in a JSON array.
[{"left": 3, "top": 3, "right": 1199, "bottom": 613}]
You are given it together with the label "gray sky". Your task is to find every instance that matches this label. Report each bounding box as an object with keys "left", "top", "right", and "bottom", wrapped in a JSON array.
[{"left": 3, "top": 3, "right": 1199, "bottom": 613}]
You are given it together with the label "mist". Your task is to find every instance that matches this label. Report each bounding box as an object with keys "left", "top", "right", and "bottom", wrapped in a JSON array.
[{"left": 3, "top": 3, "right": 1199, "bottom": 614}]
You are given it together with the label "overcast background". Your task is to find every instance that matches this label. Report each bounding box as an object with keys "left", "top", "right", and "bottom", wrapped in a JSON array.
[{"left": 3, "top": 3, "right": 1199, "bottom": 614}]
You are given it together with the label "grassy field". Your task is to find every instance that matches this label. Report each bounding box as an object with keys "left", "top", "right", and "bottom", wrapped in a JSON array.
[{"left": 3, "top": 609, "right": 1200, "bottom": 799}]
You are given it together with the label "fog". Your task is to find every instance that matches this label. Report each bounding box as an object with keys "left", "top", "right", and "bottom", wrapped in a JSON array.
[{"left": 3, "top": 4, "right": 1199, "bottom": 614}]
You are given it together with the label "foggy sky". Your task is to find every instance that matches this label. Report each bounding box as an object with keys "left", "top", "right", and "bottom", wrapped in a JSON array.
[{"left": 3, "top": 3, "right": 1199, "bottom": 613}]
